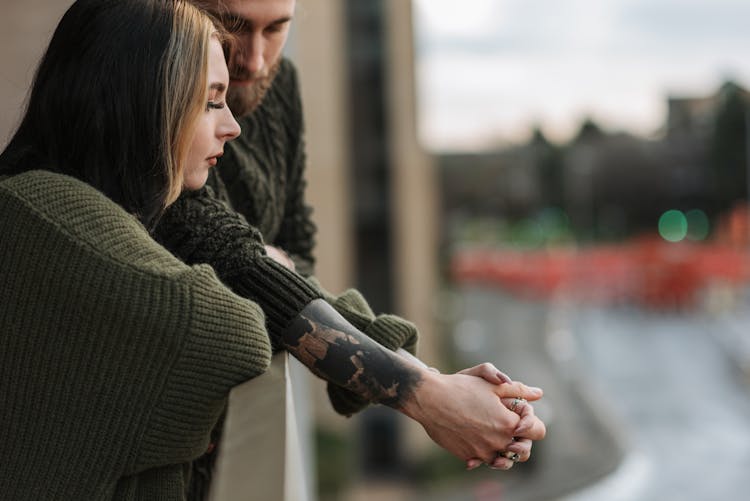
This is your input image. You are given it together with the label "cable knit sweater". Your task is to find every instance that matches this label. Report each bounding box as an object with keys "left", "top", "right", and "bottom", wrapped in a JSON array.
[
  {"left": 153, "top": 59, "right": 418, "bottom": 416},
  {"left": 0, "top": 170, "right": 271, "bottom": 500}
]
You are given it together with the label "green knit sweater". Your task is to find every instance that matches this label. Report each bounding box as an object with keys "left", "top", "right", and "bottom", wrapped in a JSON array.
[
  {"left": 0, "top": 170, "right": 271, "bottom": 500},
  {"left": 154, "top": 59, "right": 418, "bottom": 416}
]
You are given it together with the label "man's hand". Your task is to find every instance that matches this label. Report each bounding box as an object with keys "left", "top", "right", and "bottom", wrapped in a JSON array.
[{"left": 264, "top": 244, "right": 295, "bottom": 271}]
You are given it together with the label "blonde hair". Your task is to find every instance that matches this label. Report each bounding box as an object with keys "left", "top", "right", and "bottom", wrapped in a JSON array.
[
  {"left": 0, "top": 0, "right": 231, "bottom": 225},
  {"left": 161, "top": 2, "right": 217, "bottom": 206}
]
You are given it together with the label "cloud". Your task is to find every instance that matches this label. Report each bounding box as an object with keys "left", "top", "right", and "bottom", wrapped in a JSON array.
[{"left": 414, "top": 0, "right": 750, "bottom": 151}]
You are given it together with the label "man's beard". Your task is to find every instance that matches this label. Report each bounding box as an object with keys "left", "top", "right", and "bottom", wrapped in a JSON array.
[{"left": 226, "top": 60, "right": 281, "bottom": 118}]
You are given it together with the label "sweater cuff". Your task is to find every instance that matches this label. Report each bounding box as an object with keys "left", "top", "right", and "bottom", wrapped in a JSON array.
[
  {"left": 326, "top": 383, "right": 370, "bottom": 417},
  {"left": 364, "top": 315, "right": 418, "bottom": 354},
  {"left": 307, "top": 277, "right": 419, "bottom": 353},
  {"left": 225, "top": 257, "right": 323, "bottom": 343}
]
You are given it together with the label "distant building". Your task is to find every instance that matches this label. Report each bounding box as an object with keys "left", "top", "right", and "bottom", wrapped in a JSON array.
[
  {"left": 666, "top": 81, "right": 750, "bottom": 143},
  {"left": 439, "top": 81, "right": 750, "bottom": 242}
]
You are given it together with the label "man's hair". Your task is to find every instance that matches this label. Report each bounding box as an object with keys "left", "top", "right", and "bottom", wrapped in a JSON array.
[{"left": 0, "top": 0, "right": 219, "bottom": 226}]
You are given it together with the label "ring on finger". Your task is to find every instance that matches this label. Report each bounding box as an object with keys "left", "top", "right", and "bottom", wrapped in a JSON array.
[
  {"left": 510, "top": 397, "right": 526, "bottom": 412},
  {"left": 500, "top": 450, "right": 520, "bottom": 462}
]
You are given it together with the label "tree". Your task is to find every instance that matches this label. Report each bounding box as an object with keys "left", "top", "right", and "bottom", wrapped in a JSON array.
[{"left": 709, "top": 82, "right": 749, "bottom": 210}]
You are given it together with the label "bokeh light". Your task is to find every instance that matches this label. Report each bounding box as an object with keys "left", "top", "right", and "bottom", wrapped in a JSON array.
[
  {"left": 686, "top": 209, "right": 710, "bottom": 241},
  {"left": 658, "top": 209, "right": 688, "bottom": 242}
]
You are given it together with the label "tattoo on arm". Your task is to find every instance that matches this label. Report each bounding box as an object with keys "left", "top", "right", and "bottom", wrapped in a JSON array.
[{"left": 283, "top": 299, "right": 422, "bottom": 409}]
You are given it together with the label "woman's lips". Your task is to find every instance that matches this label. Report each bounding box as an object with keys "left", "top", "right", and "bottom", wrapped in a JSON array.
[{"left": 207, "top": 151, "right": 223, "bottom": 166}]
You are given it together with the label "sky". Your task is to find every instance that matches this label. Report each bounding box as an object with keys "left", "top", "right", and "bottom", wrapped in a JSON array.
[{"left": 412, "top": 0, "right": 750, "bottom": 152}]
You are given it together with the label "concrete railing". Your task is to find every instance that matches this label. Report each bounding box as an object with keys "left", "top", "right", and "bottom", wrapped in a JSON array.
[{"left": 210, "top": 352, "right": 314, "bottom": 501}]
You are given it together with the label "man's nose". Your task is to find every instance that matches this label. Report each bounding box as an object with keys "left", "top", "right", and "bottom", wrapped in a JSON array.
[{"left": 242, "top": 34, "right": 265, "bottom": 75}]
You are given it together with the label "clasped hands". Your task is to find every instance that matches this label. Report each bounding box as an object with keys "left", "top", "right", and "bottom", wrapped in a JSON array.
[
  {"left": 399, "top": 361, "right": 546, "bottom": 471},
  {"left": 265, "top": 245, "right": 546, "bottom": 470}
]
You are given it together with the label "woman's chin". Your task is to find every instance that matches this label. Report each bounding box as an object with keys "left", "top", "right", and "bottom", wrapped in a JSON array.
[{"left": 182, "top": 172, "right": 209, "bottom": 192}]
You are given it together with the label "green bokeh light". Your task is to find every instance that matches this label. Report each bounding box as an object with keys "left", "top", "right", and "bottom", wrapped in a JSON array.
[
  {"left": 658, "top": 210, "right": 687, "bottom": 242},
  {"left": 686, "top": 209, "right": 710, "bottom": 241}
]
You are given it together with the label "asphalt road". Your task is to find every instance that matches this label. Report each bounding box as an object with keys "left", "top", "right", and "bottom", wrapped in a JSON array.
[
  {"left": 561, "top": 302, "right": 750, "bottom": 501},
  {"left": 432, "top": 286, "right": 750, "bottom": 501}
]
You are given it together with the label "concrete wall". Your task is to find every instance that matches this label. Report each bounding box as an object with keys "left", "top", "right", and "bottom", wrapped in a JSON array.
[
  {"left": 383, "top": 0, "right": 439, "bottom": 367},
  {"left": 0, "top": 0, "right": 73, "bottom": 147},
  {"left": 288, "top": 0, "right": 354, "bottom": 296}
]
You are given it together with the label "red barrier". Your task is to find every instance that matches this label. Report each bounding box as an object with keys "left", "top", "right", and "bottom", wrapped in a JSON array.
[{"left": 450, "top": 238, "right": 750, "bottom": 309}]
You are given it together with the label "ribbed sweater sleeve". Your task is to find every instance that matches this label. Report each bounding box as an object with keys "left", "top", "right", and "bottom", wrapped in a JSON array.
[
  {"left": 153, "top": 186, "right": 323, "bottom": 342},
  {"left": 308, "top": 276, "right": 419, "bottom": 354},
  {"left": 0, "top": 170, "right": 271, "bottom": 500},
  {"left": 136, "top": 265, "right": 270, "bottom": 470}
]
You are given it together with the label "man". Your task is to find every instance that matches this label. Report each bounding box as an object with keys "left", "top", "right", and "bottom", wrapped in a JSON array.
[{"left": 153, "top": 0, "right": 546, "bottom": 489}]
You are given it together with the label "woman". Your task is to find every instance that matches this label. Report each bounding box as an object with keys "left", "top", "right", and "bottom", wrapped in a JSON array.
[
  {"left": 1, "top": 0, "right": 544, "bottom": 497},
  {"left": 0, "top": 0, "right": 264, "bottom": 498}
]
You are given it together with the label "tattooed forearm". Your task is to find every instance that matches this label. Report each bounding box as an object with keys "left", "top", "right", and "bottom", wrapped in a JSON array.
[{"left": 283, "top": 299, "right": 422, "bottom": 408}]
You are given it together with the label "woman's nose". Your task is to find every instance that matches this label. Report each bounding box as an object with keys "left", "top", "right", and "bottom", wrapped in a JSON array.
[{"left": 221, "top": 112, "right": 241, "bottom": 141}]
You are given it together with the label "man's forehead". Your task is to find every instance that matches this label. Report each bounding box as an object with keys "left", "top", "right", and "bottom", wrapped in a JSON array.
[{"left": 209, "top": 0, "right": 296, "bottom": 24}]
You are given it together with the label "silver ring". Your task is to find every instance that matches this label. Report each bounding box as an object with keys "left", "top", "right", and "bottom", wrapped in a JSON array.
[
  {"left": 502, "top": 451, "right": 520, "bottom": 462},
  {"left": 510, "top": 397, "right": 526, "bottom": 412}
]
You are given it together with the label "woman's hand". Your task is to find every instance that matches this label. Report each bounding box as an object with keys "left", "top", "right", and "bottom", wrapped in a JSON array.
[
  {"left": 456, "top": 363, "right": 546, "bottom": 470},
  {"left": 397, "top": 370, "right": 545, "bottom": 468},
  {"left": 280, "top": 301, "right": 547, "bottom": 470}
]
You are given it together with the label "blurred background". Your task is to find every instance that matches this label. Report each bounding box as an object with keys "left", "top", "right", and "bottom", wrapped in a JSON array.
[{"left": 3, "top": 1, "right": 749, "bottom": 500}]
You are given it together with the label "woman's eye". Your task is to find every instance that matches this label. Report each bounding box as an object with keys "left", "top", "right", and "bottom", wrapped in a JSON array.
[{"left": 207, "top": 101, "right": 225, "bottom": 111}]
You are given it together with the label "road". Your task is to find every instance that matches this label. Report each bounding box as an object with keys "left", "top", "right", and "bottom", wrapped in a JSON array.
[
  {"left": 434, "top": 285, "right": 750, "bottom": 501},
  {"left": 561, "top": 301, "right": 750, "bottom": 501}
]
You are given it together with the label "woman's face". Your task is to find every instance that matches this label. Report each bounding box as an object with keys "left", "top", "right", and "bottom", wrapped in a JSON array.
[{"left": 182, "top": 37, "right": 241, "bottom": 191}]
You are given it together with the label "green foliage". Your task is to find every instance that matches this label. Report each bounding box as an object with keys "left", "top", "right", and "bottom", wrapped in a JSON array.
[
  {"left": 449, "top": 208, "right": 574, "bottom": 249},
  {"left": 315, "top": 426, "right": 355, "bottom": 500},
  {"left": 409, "top": 448, "right": 469, "bottom": 487}
]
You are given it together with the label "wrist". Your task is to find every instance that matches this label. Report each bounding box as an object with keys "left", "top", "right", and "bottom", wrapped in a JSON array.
[{"left": 395, "top": 368, "right": 442, "bottom": 422}]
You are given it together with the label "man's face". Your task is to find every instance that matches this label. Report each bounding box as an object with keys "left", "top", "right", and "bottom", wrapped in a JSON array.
[{"left": 207, "top": 0, "right": 296, "bottom": 117}]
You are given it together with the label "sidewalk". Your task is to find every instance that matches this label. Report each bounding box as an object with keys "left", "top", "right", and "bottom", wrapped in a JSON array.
[{"left": 710, "top": 287, "right": 750, "bottom": 383}]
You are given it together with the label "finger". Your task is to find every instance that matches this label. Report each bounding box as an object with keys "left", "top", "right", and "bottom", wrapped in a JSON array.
[
  {"left": 480, "top": 449, "right": 502, "bottom": 465},
  {"left": 501, "top": 396, "right": 531, "bottom": 415},
  {"left": 457, "top": 446, "right": 504, "bottom": 466},
  {"left": 514, "top": 414, "right": 546, "bottom": 441},
  {"left": 500, "top": 396, "right": 536, "bottom": 432},
  {"left": 505, "top": 438, "right": 532, "bottom": 463},
  {"left": 491, "top": 381, "right": 543, "bottom": 401},
  {"left": 510, "top": 399, "right": 538, "bottom": 436},
  {"left": 457, "top": 363, "right": 512, "bottom": 384},
  {"left": 499, "top": 397, "right": 545, "bottom": 440},
  {"left": 495, "top": 369, "right": 512, "bottom": 384},
  {"left": 489, "top": 453, "right": 515, "bottom": 470}
]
